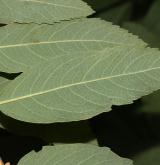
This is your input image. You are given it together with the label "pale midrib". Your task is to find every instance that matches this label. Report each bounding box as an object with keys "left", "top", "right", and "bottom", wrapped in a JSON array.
[
  {"left": 0, "top": 39, "right": 133, "bottom": 49},
  {"left": 0, "top": 66, "right": 159, "bottom": 105},
  {"left": 19, "top": 0, "right": 87, "bottom": 11}
]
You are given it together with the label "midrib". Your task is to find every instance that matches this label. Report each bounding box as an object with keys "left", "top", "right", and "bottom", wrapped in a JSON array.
[
  {"left": 0, "top": 66, "right": 159, "bottom": 105},
  {"left": 0, "top": 39, "right": 134, "bottom": 49}
]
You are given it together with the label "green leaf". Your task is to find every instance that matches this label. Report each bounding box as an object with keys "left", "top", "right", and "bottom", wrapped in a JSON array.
[
  {"left": 123, "top": 1, "right": 160, "bottom": 49},
  {"left": 0, "top": 19, "right": 146, "bottom": 73},
  {"left": 142, "top": 0, "right": 160, "bottom": 35},
  {"left": 17, "top": 144, "right": 132, "bottom": 165},
  {"left": 1, "top": 46, "right": 160, "bottom": 123},
  {"left": 0, "top": 0, "right": 94, "bottom": 24},
  {"left": 133, "top": 146, "right": 160, "bottom": 165},
  {"left": 84, "top": 0, "right": 120, "bottom": 10},
  {"left": 123, "top": 0, "right": 160, "bottom": 115},
  {"left": 97, "top": 2, "right": 132, "bottom": 25},
  {"left": 139, "top": 90, "right": 160, "bottom": 114},
  {"left": 0, "top": 123, "right": 4, "bottom": 129},
  {"left": 123, "top": 22, "right": 160, "bottom": 48},
  {"left": 0, "top": 76, "right": 10, "bottom": 95}
]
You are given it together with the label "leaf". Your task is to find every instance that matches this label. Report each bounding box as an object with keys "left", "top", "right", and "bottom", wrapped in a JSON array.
[
  {"left": 97, "top": 2, "right": 132, "bottom": 25},
  {"left": 139, "top": 90, "right": 160, "bottom": 113},
  {"left": 0, "top": 19, "right": 146, "bottom": 73},
  {"left": 84, "top": 0, "right": 120, "bottom": 10},
  {"left": 123, "top": 0, "right": 160, "bottom": 114},
  {"left": 123, "top": 1, "right": 160, "bottom": 48},
  {"left": 123, "top": 22, "right": 160, "bottom": 48},
  {"left": 1, "top": 46, "right": 160, "bottom": 123},
  {"left": 0, "top": 123, "right": 4, "bottom": 129},
  {"left": 133, "top": 146, "right": 160, "bottom": 165},
  {"left": 0, "top": 0, "right": 94, "bottom": 24},
  {"left": 0, "top": 76, "right": 10, "bottom": 95},
  {"left": 17, "top": 144, "right": 133, "bottom": 165}
]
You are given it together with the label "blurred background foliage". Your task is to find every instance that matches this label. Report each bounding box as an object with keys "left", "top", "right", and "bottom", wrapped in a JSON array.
[{"left": 1, "top": 0, "right": 160, "bottom": 164}]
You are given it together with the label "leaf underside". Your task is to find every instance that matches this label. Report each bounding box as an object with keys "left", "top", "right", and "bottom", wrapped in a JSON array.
[
  {"left": 0, "top": 76, "right": 10, "bottom": 94},
  {"left": 0, "top": 1, "right": 159, "bottom": 125},
  {"left": 0, "top": 19, "right": 146, "bottom": 73},
  {"left": 0, "top": 0, "right": 94, "bottom": 24},
  {"left": 17, "top": 144, "right": 133, "bottom": 165},
  {"left": 1, "top": 46, "right": 160, "bottom": 123}
]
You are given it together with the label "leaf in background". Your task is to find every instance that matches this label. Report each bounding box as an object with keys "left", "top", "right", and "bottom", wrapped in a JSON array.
[
  {"left": 0, "top": 19, "right": 146, "bottom": 73},
  {"left": 133, "top": 146, "right": 160, "bottom": 165},
  {"left": 1, "top": 46, "right": 160, "bottom": 123},
  {"left": 84, "top": 0, "right": 120, "bottom": 11},
  {"left": 97, "top": 2, "right": 132, "bottom": 25},
  {"left": 123, "top": 0, "right": 160, "bottom": 48},
  {"left": 123, "top": 22, "right": 160, "bottom": 48},
  {"left": 140, "top": 91, "right": 160, "bottom": 114},
  {"left": 17, "top": 144, "right": 132, "bottom": 165},
  {"left": 0, "top": 0, "right": 94, "bottom": 24},
  {"left": 142, "top": 0, "right": 160, "bottom": 35},
  {"left": 0, "top": 123, "right": 4, "bottom": 129}
]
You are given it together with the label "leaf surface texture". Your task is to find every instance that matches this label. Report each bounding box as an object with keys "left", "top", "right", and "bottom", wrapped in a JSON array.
[
  {"left": 17, "top": 144, "right": 133, "bottom": 165},
  {"left": 0, "top": 0, "right": 94, "bottom": 23},
  {"left": 0, "top": 19, "right": 146, "bottom": 73},
  {"left": 1, "top": 46, "right": 160, "bottom": 123}
]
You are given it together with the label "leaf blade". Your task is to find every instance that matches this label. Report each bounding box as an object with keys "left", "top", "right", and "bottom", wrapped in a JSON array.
[
  {"left": 1, "top": 46, "right": 160, "bottom": 123},
  {"left": 0, "top": 19, "right": 146, "bottom": 73},
  {"left": 17, "top": 144, "right": 133, "bottom": 165},
  {"left": 0, "top": 0, "right": 94, "bottom": 23}
]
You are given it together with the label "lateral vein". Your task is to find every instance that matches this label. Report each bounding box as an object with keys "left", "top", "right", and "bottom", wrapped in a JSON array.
[
  {"left": 0, "top": 67, "right": 159, "bottom": 105},
  {"left": 0, "top": 39, "right": 134, "bottom": 49},
  {"left": 19, "top": 0, "right": 85, "bottom": 10}
]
